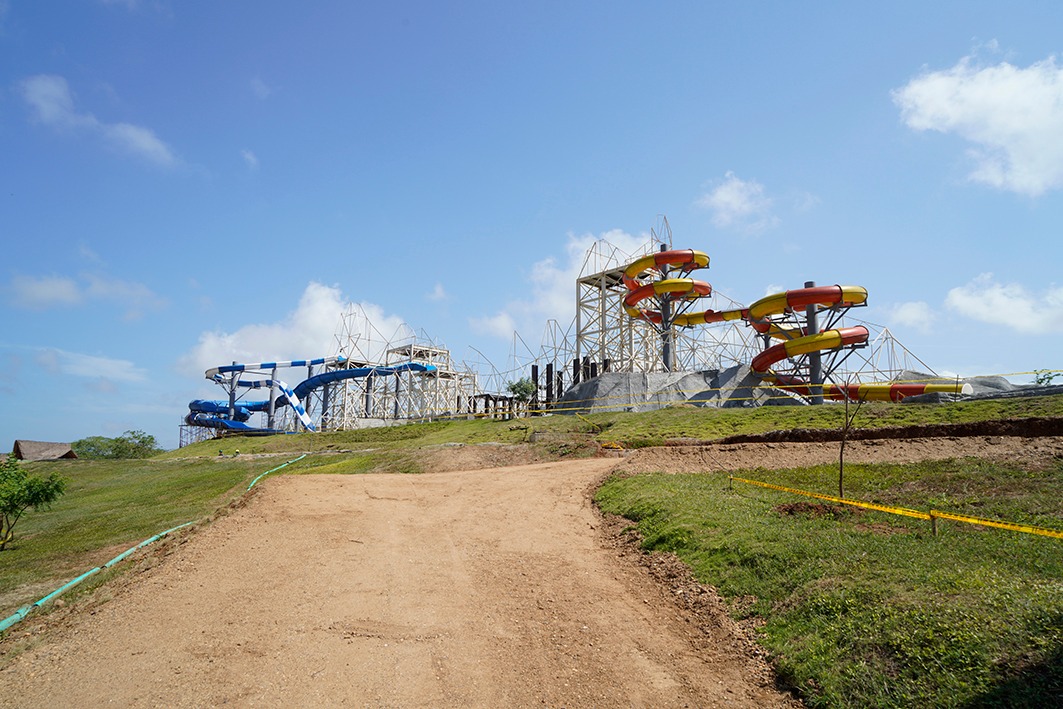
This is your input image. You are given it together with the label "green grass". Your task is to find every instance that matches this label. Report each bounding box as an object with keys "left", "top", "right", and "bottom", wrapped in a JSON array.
[
  {"left": 4, "top": 393, "right": 1062, "bottom": 694},
  {"left": 161, "top": 417, "right": 541, "bottom": 458},
  {"left": 589, "top": 394, "right": 1063, "bottom": 445},
  {"left": 0, "top": 457, "right": 268, "bottom": 612},
  {"left": 163, "top": 394, "right": 1063, "bottom": 457},
  {"left": 595, "top": 458, "right": 1063, "bottom": 707}
]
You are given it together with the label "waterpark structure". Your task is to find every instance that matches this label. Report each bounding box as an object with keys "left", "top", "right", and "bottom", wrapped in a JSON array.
[
  {"left": 181, "top": 219, "right": 970, "bottom": 443},
  {"left": 180, "top": 307, "right": 521, "bottom": 445},
  {"left": 612, "top": 242, "right": 968, "bottom": 403}
]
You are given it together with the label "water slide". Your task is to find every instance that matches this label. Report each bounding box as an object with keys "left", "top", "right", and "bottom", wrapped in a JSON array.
[
  {"left": 622, "top": 252, "right": 967, "bottom": 402},
  {"left": 622, "top": 250, "right": 712, "bottom": 323},
  {"left": 187, "top": 359, "right": 437, "bottom": 433}
]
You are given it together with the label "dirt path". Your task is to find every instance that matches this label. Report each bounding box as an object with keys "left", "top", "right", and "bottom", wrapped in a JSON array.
[{"left": 0, "top": 459, "right": 793, "bottom": 707}]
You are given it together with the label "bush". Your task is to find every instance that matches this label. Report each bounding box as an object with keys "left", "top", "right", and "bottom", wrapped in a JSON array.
[{"left": 72, "top": 430, "right": 162, "bottom": 459}]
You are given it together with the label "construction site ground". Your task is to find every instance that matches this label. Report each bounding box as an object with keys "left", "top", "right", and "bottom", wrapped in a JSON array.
[{"left": 1, "top": 429, "right": 1061, "bottom": 707}]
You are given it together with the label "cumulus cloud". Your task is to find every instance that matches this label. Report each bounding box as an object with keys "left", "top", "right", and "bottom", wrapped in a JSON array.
[
  {"left": 695, "top": 172, "right": 779, "bottom": 232},
  {"left": 893, "top": 49, "right": 1063, "bottom": 196},
  {"left": 179, "top": 282, "right": 412, "bottom": 377},
  {"left": 8, "top": 272, "right": 165, "bottom": 319},
  {"left": 469, "top": 229, "right": 653, "bottom": 340},
  {"left": 889, "top": 301, "right": 936, "bottom": 334},
  {"left": 18, "top": 74, "right": 176, "bottom": 166},
  {"left": 945, "top": 273, "right": 1063, "bottom": 334}
]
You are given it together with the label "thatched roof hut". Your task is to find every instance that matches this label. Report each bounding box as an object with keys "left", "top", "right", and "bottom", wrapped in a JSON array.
[{"left": 12, "top": 440, "right": 78, "bottom": 461}]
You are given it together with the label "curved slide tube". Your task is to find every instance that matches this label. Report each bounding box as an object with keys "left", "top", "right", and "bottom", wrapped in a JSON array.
[
  {"left": 825, "top": 381, "right": 974, "bottom": 402},
  {"left": 290, "top": 362, "right": 435, "bottom": 402},
  {"left": 622, "top": 250, "right": 712, "bottom": 324},
  {"left": 750, "top": 326, "right": 870, "bottom": 375},
  {"left": 188, "top": 360, "right": 438, "bottom": 434},
  {"left": 205, "top": 356, "right": 344, "bottom": 381},
  {"left": 766, "top": 375, "right": 972, "bottom": 401},
  {"left": 618, "top": 246, "right": 952, "bottom": 403},
  {"left": 185, "top": 377, "right": 312, "bottom": 432}
]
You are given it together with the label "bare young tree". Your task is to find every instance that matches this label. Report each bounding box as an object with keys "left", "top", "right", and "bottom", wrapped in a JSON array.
[{"left": 838, "top": 379, "right": 869, "bottom": 499}]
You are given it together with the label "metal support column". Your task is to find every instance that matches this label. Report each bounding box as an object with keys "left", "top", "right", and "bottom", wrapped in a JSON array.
[{"left": 805, "top": 280, "right": 823, "bottom": 404}]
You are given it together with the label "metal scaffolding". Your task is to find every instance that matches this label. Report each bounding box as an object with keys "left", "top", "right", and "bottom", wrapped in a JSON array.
[
  {"left": 322, "top": 306, "right": 495, "bottom": 428},
  {"left": 537, "top": 221, "right": 943, "bottom": 403}
]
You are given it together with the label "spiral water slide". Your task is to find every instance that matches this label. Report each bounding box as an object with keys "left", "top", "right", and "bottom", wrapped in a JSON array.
[
  {"left": 622, "top": 251, "right": 968, "bottom": 402},
  {"left": 187, "top": 358, "right": 436, "bottom": 433}
]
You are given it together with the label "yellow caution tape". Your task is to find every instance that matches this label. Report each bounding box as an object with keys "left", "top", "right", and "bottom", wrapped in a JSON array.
[
  {"left": 929, "top": 510, "right": 1063, "bottom": 539},
  {"left": 730, "top": 476, "right": 1063, "bottom": 539},
  {"left": 729, "top": 476, "right": 931, "bottom": 519}
]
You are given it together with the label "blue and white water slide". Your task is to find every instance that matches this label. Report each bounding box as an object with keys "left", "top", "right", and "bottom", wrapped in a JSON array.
[{"left": 187, "top": 357, "right": 437, "bottom": 433}]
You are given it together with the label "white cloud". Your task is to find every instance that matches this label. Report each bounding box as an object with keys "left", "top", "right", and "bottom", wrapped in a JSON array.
[
  {"left": 179, "top": 282, "right": 412, "bottom": 377},
  {"left": 19, "top": 74, "right": 90, "bottom": 129},
  {"left": 8, "top": 272, "right": 165, "bottom": 318},
  {"left": 893, "top": 50, "right": 1063, "bottom": 196},
  {"left": 241, "top": 149, "right": 259, "bottom": 169},
  {"left": 762, "top": 284, "right": 785, "bottom": 298},
  {"left": 945, "top": 273, "right": 1063, "bottom": 334},
  {"left": 695, "top": 172, "right": 779, "bottom": 232},
  {"left": 83, "top": 273, "right": 167, "bottom": 319},
  {"left": 889, "top": 301, "right": 936, "bottom": 334},
  {"left": 103, "top": 122, "right": 175, "bottom": 165},
  {"left": 250, "top": 77, "right": 272, "bottom": 99},
  {"left": 34, "top": 347, "right": 148, "bottom": 382},
  {"left": 10, "top": 275, "right": 83, "bottom": 309},
  {"left": 469, "top": 312, "right": 517, "bottom": 340},
  {"left": 469, "top": 229, "right": 653, "bottom": 341},
  {"left": 19, "top": 74, "right": 176, "bottom": 166},
  {"left": 427, "top": 282, "right": 447, "bottom": 302}
]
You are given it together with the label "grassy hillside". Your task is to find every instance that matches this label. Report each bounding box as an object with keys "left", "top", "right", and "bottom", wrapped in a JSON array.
[
  {"left": 597, "top": 458, "right": 1063, "bottom": 707},
  {"left": 3, "top": 392, "right": 1061, "bottom": 696},
  {"left": 166, "top": 393, "right": 1063, "bottom": 458}
]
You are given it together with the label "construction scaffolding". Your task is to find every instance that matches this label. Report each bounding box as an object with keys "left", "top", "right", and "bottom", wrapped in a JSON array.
[
  {"left": 181, "top": 219, "right": 950, "bottom": 446},
  {"left": 321, "top": 305, "right": 501, "bottom": 428},
  {"left": 524, "top": 219, "right": 942, "bottom": 408}
]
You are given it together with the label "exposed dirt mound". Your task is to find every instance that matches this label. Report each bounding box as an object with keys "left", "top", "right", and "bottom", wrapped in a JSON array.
[
  {"left": 621, "top": 433, "right": 1063, "bottom": 474},
  {"left": 706, "top": 417, "right": 1063, "bottom": 445},
  {"left": 773, "top": 502, "right": 852, "bottom": 519}
]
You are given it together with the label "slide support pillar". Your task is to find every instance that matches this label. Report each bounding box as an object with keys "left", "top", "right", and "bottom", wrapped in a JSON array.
[
  {"left": 227, "top": 361, "right": 238, "bottom": 421},
  {"left": 267, "top": 367, "right": 278, "bottom": 429},
  {"left": 805, "top": 281, "right": 824, "bottom": 404},
  {"left": 659, "top": 245, "right": 675, "bottom": 372}
]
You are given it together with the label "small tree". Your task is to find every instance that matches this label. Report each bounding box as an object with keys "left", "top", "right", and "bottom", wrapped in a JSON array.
[
  {"left": 111, "top": 430, "right": 162, "bottom": 459},
  {"left": 71, "top": 435, "right": 116, "bottom": 459},
  {"left": 506, "top": 377, "right": 536, "bottom": 403},
  {"left": 838, "top": 381, "right": 868, "bottom": 499},
  {"left": 0, "top": 457, "right": 67, "bottom": 550}
]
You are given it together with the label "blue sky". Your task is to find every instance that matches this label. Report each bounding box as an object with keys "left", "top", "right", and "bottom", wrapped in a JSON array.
[{"left": 2, "top": 1, "right": 1062, "bottom": 449}]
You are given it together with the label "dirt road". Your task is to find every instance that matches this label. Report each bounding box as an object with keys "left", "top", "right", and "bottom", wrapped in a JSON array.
[{"left": 0, "top": 459, "right": 793, "bottom": 707}]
